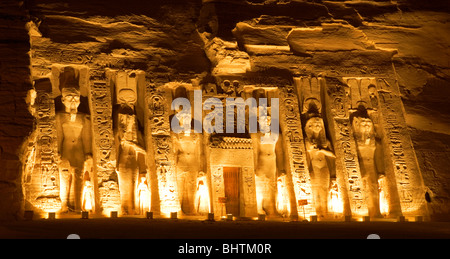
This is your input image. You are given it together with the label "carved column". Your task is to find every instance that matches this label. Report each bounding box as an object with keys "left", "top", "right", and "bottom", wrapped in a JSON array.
[
  {"left": 210, "top": 166, "right": 225, "bottom": 217},
  {"left": 88, "top": 79, "right": 119, "bottom": 215},
  {"left": 375, "top": 78, "right": 429, "bottom": 218},
  {"left": 26, "top": 78, "right": 61, "bottom": 213},
  {"left": 322, "top": 77, "right": 368, "bottom": 217},
  {"left": 145, "top": 85, "right": 180, "bottom": 215},
  {"left": 278, "top": 85, "right": 315, "bottom": 219}
]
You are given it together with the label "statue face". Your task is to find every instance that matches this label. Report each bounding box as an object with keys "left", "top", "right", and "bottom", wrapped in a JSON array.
[
  {"left": 119, "top": 114, "right": 137, "bottom": 141},
  {"left": 306, "top": 117, "right": 323, "bottom": 134},
  {"left": 62, "top": 89, "right": 80, "bottom": 113},
  {"left": 368, "top": 85, "right": 377, "bottom": 98},
  {"left": 357, "top": 117, "right": 373, "bottom": 135}
]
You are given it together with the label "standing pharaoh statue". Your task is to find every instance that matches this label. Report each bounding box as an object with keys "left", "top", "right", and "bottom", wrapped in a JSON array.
[
  {"left": 351, "top": 107, "right": 383, "bottom": 218},
  {"left": 115, "top": 108, "right": 146, "bottom": 215},
  {"left": 304, "top": 115, "right": 336, "bottom": 218},
  {"left": 55, "top": 67, "right": 93, "bottom": 212},
  {"left": 114, "top": 78, "right": 146, "bottom": 215},
  {"left": 254, "top": 106, "right": 279, "bottom": 217},
  {"left": 173, "top": 110, "right": 202, "bottom": 215}
]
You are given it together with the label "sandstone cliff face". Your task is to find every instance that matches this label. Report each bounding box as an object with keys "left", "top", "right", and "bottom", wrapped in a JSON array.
[
  {"left": 0, "top": 0, "right": 449, "bottom": 220},
  {"left": 0, "top": 0, "right": 33, "bottom": 220}
]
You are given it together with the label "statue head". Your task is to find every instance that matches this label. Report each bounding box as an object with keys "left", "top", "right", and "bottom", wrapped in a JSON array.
[
  {"left": 306, "top": 116, "right": 323, "bottom": 135},
  {"left": 118, "top": 113, "right": 137, "bottom": 142},
  {"left": 61, "top": 87, "right": 81, "bottom": 114},
  {"left": 352, "top": 116, "right": 374, "bottom": 144},
  {"left": 305, "top": 116, "right": 328, "bottom": 148},
  {"left": 351, "top": 106, "right": 375, "bottom": 144},
  {"left": 258, "top": 105, "right": 271, "bottom": 134},
  {"left": 368, "top": 84, "right": 377, "bottom": 98}
]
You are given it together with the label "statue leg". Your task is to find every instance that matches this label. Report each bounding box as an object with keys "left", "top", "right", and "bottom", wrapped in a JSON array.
[
  {"left": 118, "top": 167, "right": 133, "bottom": 215},
  {"left": 255, "top": 175, "right": 265, "bottom": 215},
  {"left": 73, "top": 168, "right": 83, "bottom": 211},
  {"left": 177, "top": 170, "right": 189, "bottom": 214},
  {"left": 59, "top": 167, "right": 71, "bottom": 212},
  {"left": 187, "top": 172, "right": 197, "bottom": 214},
  {"left": 366, "top": 173, "right": 382, "bottom": 218},
  {"left": 266, "top": 177, "right": 278, "bottom": 216},
  {"left": 311, "top": 167, "right": 329, "bottom": 218}
]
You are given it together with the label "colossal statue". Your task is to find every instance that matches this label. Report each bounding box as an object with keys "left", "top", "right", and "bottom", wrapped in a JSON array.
[
  {"left": 255, "top": 106, "right": 279, "bottom": 216},
  {"left": 116, "top": 111, "right": 146, "bottom": 215},
  {"left": 351, "top": 108, "right": 383, "bottom": 218},
  {"left": 55, "top": 67, "right": 93, "bottom": 212},
  {"left": 173, "top": 127, "right": 201, "bottom": 214},
  {"left": 304, "top": 116, "right": 336, "bottom": 218}
]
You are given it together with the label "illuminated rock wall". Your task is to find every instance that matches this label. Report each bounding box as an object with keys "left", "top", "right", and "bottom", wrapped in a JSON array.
[{"left": 0, "top": 0, "right": 449, "bottom": 220}]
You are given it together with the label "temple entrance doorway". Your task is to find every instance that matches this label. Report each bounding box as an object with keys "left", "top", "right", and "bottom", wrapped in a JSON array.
[{"left": 223, "top": 167, "right": 240, "bottom": 217}]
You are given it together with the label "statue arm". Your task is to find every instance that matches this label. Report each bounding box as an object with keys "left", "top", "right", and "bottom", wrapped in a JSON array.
[
  {"left": 82, "top": 115, "right": 93, "bottom": 158},
  {"left": 375, "top": 139, "right": 385, "bottom": 175},
  {"left": 55, "top": 114, "right": 63, "bottom": 154},
  {"left": 320, "top": 140, "right": 336, "bottom": 158}
]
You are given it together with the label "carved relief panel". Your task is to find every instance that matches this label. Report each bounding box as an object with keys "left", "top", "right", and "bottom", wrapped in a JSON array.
[
  {"left": 145, "top": 85, "right": 181, "bottom": 215},
  {"left": 25, "top": 78, "right": 61, "bottom": 213},
  {"left": 278, "top": 85, "right": 315, "bottom": 218},
  {"left": 322, "top": 77, "right": 368, "bottom": 217},
  {"left": 374, "top": 78, "right": 429, "bottom": 217}
]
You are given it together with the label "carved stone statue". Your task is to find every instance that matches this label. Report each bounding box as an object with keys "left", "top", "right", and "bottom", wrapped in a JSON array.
[
  {"left": 55, "top": 68, "right": 93, "bottom": 212},
  {"left": 81, "top": 179, "right": 94, "bottom": 211},
  {"left": 173, "top": 129, "right": 201, "bottom": 214},
  {"left": 254, "top": 106, "right": 278, "bottom": 216},
  {"left": 194, "top": 171, "right": 210, "bottom": 214},
  {"left": 276, "top": 173, "right": 290, "bottom": 217},
  {"left": 352, "top": 110, "right": 383, "bottom": 218},
  {"left": 304, "top": 116, "right": 335, "bottom": 218},
  {"left": 116, "top": 111, "right": 146, "bottom": 215},
  {"left": 329, "top": 179, "right": 342, "bottom": 213},
  {"left": 137, "top": 176, "right": 150, "bottom": 214}
]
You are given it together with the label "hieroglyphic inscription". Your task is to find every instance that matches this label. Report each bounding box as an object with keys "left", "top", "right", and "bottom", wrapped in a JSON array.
[
  {"left": 211, "top": 166, "right": 225, "bottom": 216},
  {"left": 33, "top": 79, "right": 61, "bottom": 212},
  {"left": 89, "top": 81, "right": 119, "bottom": 212},
  {"left": 375, "top": 78, "right": 429, "bottom": 216},
  {"left": 278, "top": 86, "right": 315, "bottom": 217},
  {"left": 147, "top": 86, "right": 180, "bottom": 214},
  {"left": 336, "top": 119, "right": 366, "bottom": 214},
  {"left": 325, "top": 79, "right": 367, "bottom": 216},
  {"left": 242, "top": 166, "right": 257, "bottom": 216},
  {"left": 376, "top": 79, "right": 415, "bottom": 210}
]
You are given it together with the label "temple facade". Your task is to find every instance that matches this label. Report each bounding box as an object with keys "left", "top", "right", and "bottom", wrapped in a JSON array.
[
  {"left": 1, "top": 0, "right": 446, "bottom": 222},
  {"left": 22, "top": 63, "right": 430, "bottom": 221}
]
